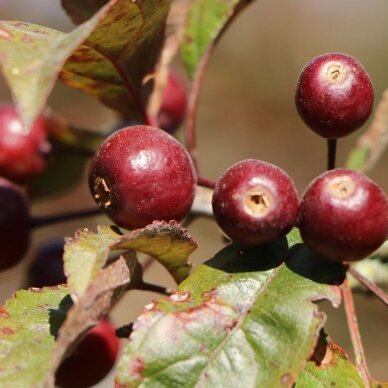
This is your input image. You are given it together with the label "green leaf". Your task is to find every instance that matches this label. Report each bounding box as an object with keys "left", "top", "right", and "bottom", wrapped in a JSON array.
[
  {"left": 65, "top": 221, "right": 197, "bottom": 299},
  {"left": 0, "top": 286, "right": 71, "bottom": 387},
  {"left": 296, "top": 333, "right": 364, "bottom": 387},
  {"left": 45, "top": 254, "right": 141, "bottom": 386},
  {"left": 0, "top": 0, "right": 172, "bottom": 131},
  {"left": 61, "top": 0, "right": 109, "bottom": 24},
  {"left": 60, "top": 0, "right": 172, "bottom": 122},
  {"left": 0, "top": 20, "right": 99, "bottom": 131},
  {"left": 116, "top": 240, "right": 344, "bottom": 387},
  {"left": 181, "top": 0, "right": 254, "bottom": 78}
]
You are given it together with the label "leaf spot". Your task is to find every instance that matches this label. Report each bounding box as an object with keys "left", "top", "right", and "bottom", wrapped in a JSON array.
[
  {"left": 143, "top": 302, "right": 156, "bottom": 311},
  {"left": 170, "top": 292, "right": 190, "bottom": 302},
  {"left": 129, "top": 357, "right": 144, "bottom": 379},
  {"left": 280, "top": 373, "right": 292, "bottom": 385},
  {"left": 0, "top": 28, "right": 11, "bottom": 39},
  {"left": 0, "top": 327, "right": 14, "bottom": 335}
]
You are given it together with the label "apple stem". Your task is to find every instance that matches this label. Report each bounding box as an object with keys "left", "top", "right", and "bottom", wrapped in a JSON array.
[
  {"left": 327, "top": 138, "right": 337, "bottom": 170},
  {"left": 30, "top": 208, "right": 102, "bottom": 229},
  {"left": 341, "top": 278, "right": 372, "bottom": 387},
  {"left": 347, "top": 266, "right": 388, "bottom": 307},
  {"left": 137, "top": 280, "right": 174, "bottom": 296},
  {"left": 197, "top": 176, "right": 216, "bottom": 189}
]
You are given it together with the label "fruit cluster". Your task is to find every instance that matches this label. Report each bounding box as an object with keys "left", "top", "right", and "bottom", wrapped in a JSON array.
[
  {"left": 87, "top": 53, "right": 387, "bottom": 264},
  {"left": 211, "top": 53, "right": 387, "bottom": 262}
]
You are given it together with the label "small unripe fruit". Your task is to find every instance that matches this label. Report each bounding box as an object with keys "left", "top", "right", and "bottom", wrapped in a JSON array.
[
  {"left": 55, "top": 320, "right": 119, "bottom": 388},
  {"left": 26, "top": 238, "right": 66, "bottom": 288},
  {"left": 298, "top": 168, "right": 388, "bottom": 262},
  {"left": 295, "top": 53, "right": 374, "bottom": 138},
  {"left": 89, "top": 126, "right": 197, "bottom": 230},
  {"left": 157, "top": 72, "right": 187, "bottom": 133},
  {"left": 212, "top": 159, "right": 299, "bottom": 246},
  {"left": 0, "top": 105, "right": 49, "bottom": 183},
  {"left": 0, "top": 178, "right": 30, "bottom": 270}
]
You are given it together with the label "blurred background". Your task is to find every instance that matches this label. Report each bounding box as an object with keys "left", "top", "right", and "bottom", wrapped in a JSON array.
[{"left": 0, "top": 0, "right": 387, "bottom": 385}]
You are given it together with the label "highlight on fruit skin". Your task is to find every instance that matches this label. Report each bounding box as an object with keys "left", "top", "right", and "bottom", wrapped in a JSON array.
[
  {"left": 212, "top": 159, "right": 299, "bottom": 246},
  {"left": 298, "top": 168, "right": 388, "bottom": 262},
  {"left": 88, "top": 125, "right": 197, "bottom": 230},
  {"left": 295, "top": 52, "right": 374, "bottom": 139},
  {"left": 0, "top": 104, "right": 49, "bottom": 183},
  {"left": 0, "top": 177, "right": 30, "bottom": 271}
]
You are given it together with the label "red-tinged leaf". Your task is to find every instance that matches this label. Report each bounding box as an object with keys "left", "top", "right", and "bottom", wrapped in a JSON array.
[
  {"left": 296, "top": 333, "right": 365, "bottom": 387},
  {"left": 61, "top": 0, "right": 109, "bottom": 24},
  {"left": 0, "top": 0, "right": 172, "bottom": 131},
  {"left": 44, "top": 254, "right": 141, "bottom": 387},
  {"left": 0, "top": 286, "right": 71, "bottom": 387},
  {"left": 65, "top": 221, "right": 197, "bottom": 299},
  {"left": 180, "top": 0, "right": 255, "bottom": 78},
  {"left": 0, "top": 20, "right": 99, "bottom": 131},
  {"left": 116, "top": 240, "right": 345, "bottom": 387},
  {"left": 60, "top": 0, "right": 173, "bottom": 123}
]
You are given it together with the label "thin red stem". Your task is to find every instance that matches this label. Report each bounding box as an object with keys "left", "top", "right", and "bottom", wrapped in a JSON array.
[
  {"left": 348, "top": 266, "right": 388, "bottom": 307},
  {"left": 30, "top": 208, "right": 102, "bottom": 229},
  {"left": 341, "top": 278, "right": 371, "bottom": 387},
  {"left": 197, "top": 176, "right": 216, "bottom": 189},
  {"left": 186, "top": 3, "right": 254, "bottom": 169}
]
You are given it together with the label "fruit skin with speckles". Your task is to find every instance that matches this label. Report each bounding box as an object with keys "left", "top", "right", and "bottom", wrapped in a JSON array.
[
  {"left": 298, "top": 168, "right": 388, "bottom": 262},
  {"left": 0, "top": 105, "right": 49, "bottom": 183},
  {"left": 55, "top": 320, "right": 120, "bottom": 388},
  {"left": 212, "top": 159, "right": 299, "bottom": 246},
  {"left": 157, "top": 72, "right": 187, "bottom": 133},
  {"left": 0, "top": 178, "right": 30, "bottom": 270},
  {"left": 88, "top": 125, "right": 197, "bottom": 230},
  {"left": 295, "top": 53, "right": 374, "bottom": 139}
]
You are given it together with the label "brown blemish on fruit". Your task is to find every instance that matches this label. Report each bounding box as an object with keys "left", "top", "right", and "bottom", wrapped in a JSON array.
[
  {"left": 327, "top": 176, "right": 356, "bottom": 199},
  {"left": 94, "top": 177, "right": 112, "bottom": 208},
  {"left": 325, "top": 62, "right": 346, "bottom": 83},
  {"left": 243, "top": 187, "right": 272, "bottom": 217}
]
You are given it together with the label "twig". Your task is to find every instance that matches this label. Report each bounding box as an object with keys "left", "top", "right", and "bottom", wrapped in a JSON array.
[
  {"left": 197, "top": 176, "right": 216, "bottom": 189},
  {"left": 341, "top": 278, "right": 371, "bottom": 387},
  {"left": 327, "top": 138, "right": 337, "bottom": 170},
  {"left": 136, "top": 281, "right": 173, "bottom": 296},
  {"left": 30, "top": 208, "right": 102, "bottom": 229},
  {"left": 348, "top": 266, "right": 388, "bottom": 307}
]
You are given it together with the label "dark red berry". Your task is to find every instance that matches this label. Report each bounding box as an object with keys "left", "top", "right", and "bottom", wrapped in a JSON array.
[
  {"left": 298, "top": 168, "right": 388, "bottom": 262},
  {"left": 295, "top": 53, "right": 374, "bottom": 138},
  {"left": 26, "top": 238, "right": 66, "bottom": 288},
  {"left": 55, "top": 320, "right": 119, "bottom": 388},
  {"left": 0, "top": 178, "right": 30, "bottom": 270},
  {"left": 0, "top": 105, "right": 49, "bottom": 183},
  {"left": 212, "top": 159, "right": 299, "bottom": 246},
  {"left": 157, "top": 72, "right": 187, "bottom": 133},
  {"left": 89, "top": 126, "right": 197, "bottom": 230}
]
